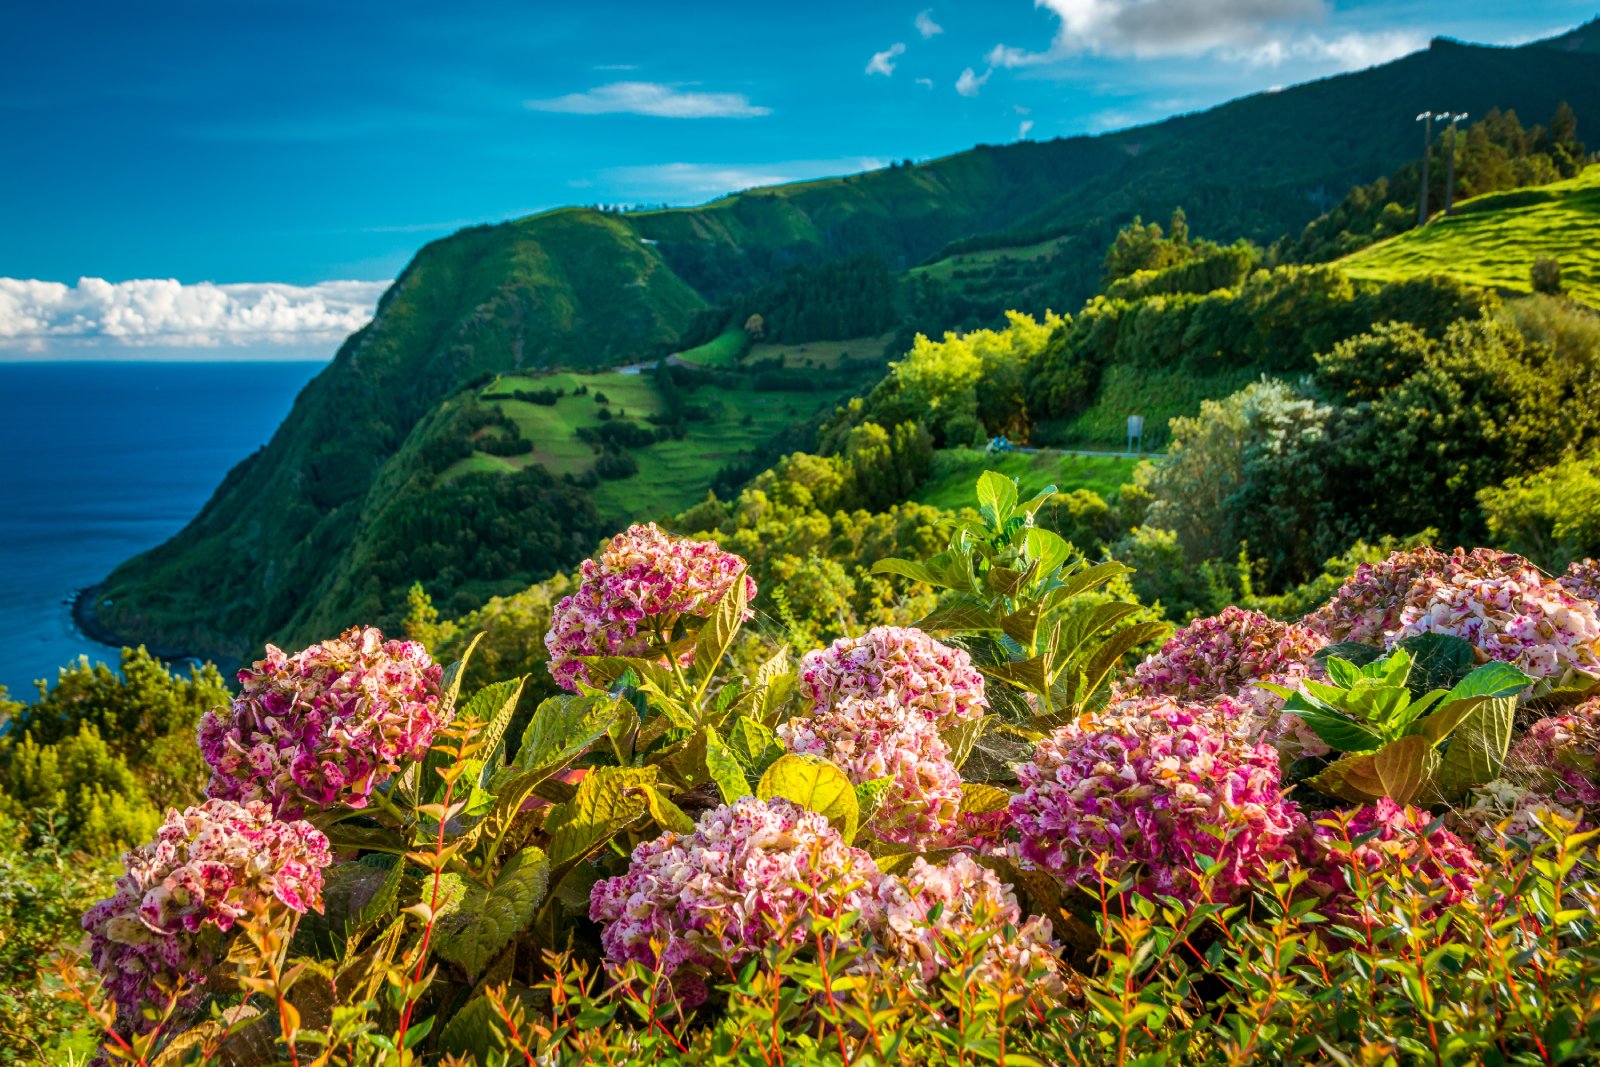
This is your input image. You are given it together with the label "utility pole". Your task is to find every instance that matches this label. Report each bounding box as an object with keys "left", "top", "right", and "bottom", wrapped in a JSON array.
[
  {"left": 1416, "top": 111, "right": 1434, "bottom": 225},
  {"left": 1443, "top": 112, "right": 1469, "bottom": 215}
]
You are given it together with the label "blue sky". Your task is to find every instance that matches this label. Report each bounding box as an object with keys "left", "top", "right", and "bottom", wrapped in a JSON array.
[{"left": 0, "top": 0, "right": 1590, "bottom": 356}]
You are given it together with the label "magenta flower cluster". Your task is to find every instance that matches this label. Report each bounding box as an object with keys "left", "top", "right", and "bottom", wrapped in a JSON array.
[
  {"left": 777, "top": 695, "right": 963, "bottom": 848},
  {"left": 82, "top": 799, "right": 330, "bottom": 1039},
  {"left": 866, "top": 853, "right": 1064, "bottom": 993},
  {"left": 799, "top": 626, "right": 987, "bottom": 730},
  {"left": 588, "top": 796, "right": 883, "bottom": 1004},
  {"left": 198, "top": 625, "right": 446, "bottom": 816},
  {"left": 1307, "top": 547, "right": 1452, "bottom": 644},
  {"left": 1007, "top": 697, "right": 1303, "bottom": 906},
  {"left": 545, "top": 523, "right": 754, "bottom": 691},
  {"left": 1307, "top": 799, "right": 1482, "bottom": 923},
  {"left": 1127, "top": 607, "right": 1324, "bottom": 710}
]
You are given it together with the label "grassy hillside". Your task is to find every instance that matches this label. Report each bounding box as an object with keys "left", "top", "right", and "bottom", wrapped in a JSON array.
[
  {"left": 83, "top": 26, "right": 1600, "bottom": 662},
  {"left": 1339, "top": 167, "right": 1600, "bottom": 306},
  {"left": 912, "top": 450, "right": 1140, "bottom": 510}
]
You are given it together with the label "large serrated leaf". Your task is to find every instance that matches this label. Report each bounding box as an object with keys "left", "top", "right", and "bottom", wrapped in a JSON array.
[
  {"left": 914, "top": 600, "right": 1002, "bottom": 633},
  {"left": 439, "top": 994, "right": 513, "bottom": 1063},
  {"left": 704, "top": 726, "right": 751, "bottom": 803},
  {"left": 1392, "top": 633, "right": 1478, "bottom": 695},
  {"left": 958, "top": 782, "right": 1013, "bottom": 815},
  {"left": 545, "top": 766, "right": 656, "bottom": 883},
  {"left": 1309, "top": 752, "right": 1388, "bottom": 803},
  {"left": 421, "top": 678, "right": 523, "bottom": 801},
  {"left": 939, "top": 716, "right": 990, "bottom": 770},
  {"left": 1024, "top": 527, "right": 1072, "bottom": 582},
  {"left": 517, "top": 693, "right": 627, "bottom": 770},
  {"left": 1434, "top": 695, "right": 1516, "bottom": 800},
  {"left": 726, "top": 717, "right": 784, "bottom": 777},
  {"left": 871, "top": 557, "right": 945, "bottom": 588},
  {"left": 756, "top": 754, "right": 859, "bottom": 842},
  {"left": 1043, "top": 561, "right": 1131, "bottom": 608},
  {"left": 433, "top": 848, "right": 550, "bottom": 981},
  {"left": 979, "top": 654, "right": 1051, "bottom": 695},
  {"left": 976, "top": 470, "right": 1018, "bottom": 526},
  {"left": 639, "top": 785, "right": 696, "bottom": 834},
  {"left": 694, "top": 569, "right": 749, "bottom": 683},
  {"left": 291, "top": 861, "right": 403, "bottom": 958},
  {"left": 1373, "top": 735, "right": 1435, "bottom": 805}
]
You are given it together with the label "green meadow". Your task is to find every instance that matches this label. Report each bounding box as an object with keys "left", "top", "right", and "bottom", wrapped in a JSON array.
[{"left": 912, "top": 448, "right": 1140, "bottom": 511}]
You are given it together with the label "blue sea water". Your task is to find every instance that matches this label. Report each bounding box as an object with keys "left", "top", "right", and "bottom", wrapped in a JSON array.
[{"left": 0, "top": 361, "right": 325, "bottom": 698}]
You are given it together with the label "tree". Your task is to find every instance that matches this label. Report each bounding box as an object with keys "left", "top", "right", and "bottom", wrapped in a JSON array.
[{"left": 743, "top": 313, "right": 766, "bottom": 340}]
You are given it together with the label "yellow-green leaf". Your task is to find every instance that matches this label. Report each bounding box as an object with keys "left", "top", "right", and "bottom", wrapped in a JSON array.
[{"left": 756, "top": 754, "right": 859, "bottom": 842}]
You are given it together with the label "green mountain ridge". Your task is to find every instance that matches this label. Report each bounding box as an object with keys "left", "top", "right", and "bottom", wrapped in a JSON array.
[{"left": 81, "top": 25, "right": 1600, "bottom": 663}]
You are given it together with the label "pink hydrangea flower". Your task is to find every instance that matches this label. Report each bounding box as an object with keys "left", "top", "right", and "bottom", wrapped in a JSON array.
[
  {"left": 1505, "top": 698, "right": 1600, "bottom": 808},
  {"left": 1007, "top": 699, "right": 1303, "bottom": 906},
  {"left": 778, "top": 696, "right": 963, "bottom": 848},
  {"left": 799, "top": 626, "right": 987, "bottom": 730},
  {"left": 82, "top": 800, "right": 330, "bottom": 1039},
  {"left": 545, "top": 523, "right": 754, "bottom": 691},
  {"left": 198, "top": 626, "right": 446, "bottom": 816},
  {"left": 1389, "top": 553, "right": 1600, "bottom": 680},
  {"left": 1559, "top": 559, "right": 1600, "bottom": 604},
  {"left": 865, "top": 854, "right": 1065, "bottom": 994},
  {"left": 1306, "top": 799, "right": 1482, "bottom": 924},
  {"left": 1454, "top": 778, "right": 1588, "bottom": 846},
  {"left": 1306, "top": 547, "right": 1452, "bottom": 644},
  {"left": 588, "top": 796, "right": 882, "bottom": 1005}
]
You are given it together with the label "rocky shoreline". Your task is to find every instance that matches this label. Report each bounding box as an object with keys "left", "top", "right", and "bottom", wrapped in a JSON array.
[{"left": 71, "top": 584, "right": 241, "bottom": 681}]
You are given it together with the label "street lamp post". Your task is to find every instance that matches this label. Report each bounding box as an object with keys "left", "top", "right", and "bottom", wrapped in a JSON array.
[
  {"left": 1443, "top": 112, "right": 1469, "bottom": 215},
  {"left": 1416, "top": 111, "right": 1435, "bottom": 225}
]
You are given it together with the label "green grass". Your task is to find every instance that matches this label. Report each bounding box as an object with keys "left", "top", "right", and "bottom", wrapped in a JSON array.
[
  {"left": 677, "top": 328, "right": 749, "bottom": 368},
  {"left": 1339, "top": 167, "right": 1600, "bottom": 307},
  {"left": 910, "top": 235, "right": 1074, "bottom": 285},
  {"left": 912, "top": 449, "right": 1140, "bottom": 510},
  {"left": 1057, "top": 363, "right": 1263, "bottom": 449},
  {"left": 745, "top": 333, "right": 895, "bottom": 369}
]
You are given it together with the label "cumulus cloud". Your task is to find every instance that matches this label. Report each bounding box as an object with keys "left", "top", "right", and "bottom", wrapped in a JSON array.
[
  {"left": 866, "top": 42, "right": 908, "bottom": 76},
  {"left": 1019, "top": 118, "right": 1035, "bottom": 138},
  {"left": 916, "top": 9, "right": 944, "bottom": 37},
  {"left": 0, "top": 277, "right": 388, "bottom": 352},
  {"left": 603, "top": 157, "right": 886, "bottom": 199},
  {"left": 956, "top": 66, "right": 991, "bottom": 96},
  {"left": 989, "top": 0, "right": 1328, "bottom": 63},
  {"left": 526, "top": 82, "right": 770, "bottom": 118},
  {"left": 1235, "top": 29, "right": 1426, "bottom": 68}
]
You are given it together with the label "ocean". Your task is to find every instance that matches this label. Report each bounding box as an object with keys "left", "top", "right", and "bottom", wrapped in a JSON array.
[{"left": 0, "top": 361, "right": 325, "bottom": 698}]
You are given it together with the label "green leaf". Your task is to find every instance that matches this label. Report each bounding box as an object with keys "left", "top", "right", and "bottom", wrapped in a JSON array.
[
  {"left": 976, "top": 470, "right": 1018, "bottom": 526},
  {"left": 544, "top": 767, "right": 656, "bottom": 882},
  {"left": 1017, "top": 485, "right": 1058, "bottom": 519},
  {"left": 1322, "top": 656, "right": 1363, "bottom": 689},
  {"left": 870, "top": 556, "right": 945, "bottom": 588},
  {"left": 439, "top": 995, "right": 514, "bottom": 1063},
  {"left": 853, "top": 777, "right": 894, "bottom": 828},
  {"left": 639, "top": 786, "right": 696, "bottom": 834},
  {"left": 423, "top": 679, "right": 523, "bottom": 800},
  {"left": 939, "top": 716, "right": 990, "bottom": 770},
  {"left": 1308, "top": 752, "right": 1388, "bottom": 803},
  {"left": 984, "top": 563, "right": 1036, "bottom": 598},
  {"left": 433, "top": 849, "right": 549, "bottom": 981},
  {"left": 1288, "top": 702, "right": 1385, "bottom": 752},
  {"left": 756, "top": 754, "right": 859, "bottom": 842},
  {"left": 1443, "top": 660, "right": 1533, "bottom": 703},
  {"left": 958, "top": 782, "right": 1012, "bottom": 815},
  {"left": 1393, "top": 634, "right": 1478, "bottom": 695},
  {"left": 914, "top": 600, "right": 1002, "bottom": 633},
  {"left": 1373, "top": 735, "right": 1436, "bottom": 805},
  {"left": 1313, "top": 642, "right": 1384, "bottom": 670},
  {"left": 439, "top": 632, "right": 484, "bottom": 718},
  {"left": 694, "top": 569, "right": 749, "bottom": 683},
  {"left": 1042, "top": 561, "right": 1132, "bottom": 609},
  {"left": 704, "top": 726, "right": 752, "bottom": 804},
  {"left": 472, "top": 678, "right": 528, "bottom": 770},
  {"left": 516, "top": 693, "right": 628, "bottom": 771},
  {"left": 726, "top": 717, "right": 784, "bottom": 777},
  {"left": 291, "top": 860, "right": 404, "bottom": 958},
  {"left": 979, "top": 655, "right": 1051, "bottom": 696},
  {"left": 999, "top": 606, "right": 1042, "bottom": 649},
  {"left": 1434, "top": 695, "right": 1516, "bottom": 799},
  {"left": 580, "top": 655, "right": 674, "bottom": 693},
  {"left": 1024, "top": 528, "right": 1072, "bottom": 580}
]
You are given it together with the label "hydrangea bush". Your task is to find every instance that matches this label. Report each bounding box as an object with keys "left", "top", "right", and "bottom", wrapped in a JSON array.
[
  {"left": 81, "top": 799, "right": 329, "bottom": 1039},
  {"left": 197, "top": 625, "right": 445, "bottom": 815},
  {"left": 66, "top": 482, "right": 1600, "bottom": 1067}
]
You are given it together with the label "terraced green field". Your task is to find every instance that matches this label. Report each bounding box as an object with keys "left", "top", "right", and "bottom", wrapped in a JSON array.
[
  {"left": 745, "top": 333, "right": 895, "bottom": 369},
  {"left": 1339, "top": 167, "right": 1600, "bottom": 307},
  {"left": 912, "top": 449, "right": 1140, "bottom": 511},
  {"left": 677, "top": 328, "right": 749, "bottom": 368}
]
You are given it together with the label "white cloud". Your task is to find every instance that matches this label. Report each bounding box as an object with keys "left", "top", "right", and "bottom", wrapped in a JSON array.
[
  {"left": 0, "top": 277, "right": 388, "bottom": 353},
  {"left": 1019, "top": 118, "right": 1035, "bottom": 138},
  {"left": 526, "top": 82, "right": 770, "bottom": 118},
  {"left": 915, "top": 76, "right": 935, "bottom": 88},
  {"left": 989, "top": 0, "right": 1328, "bottom": 63},
  {"left": 603, "top": 157, "right": 887, "bottom": 199},
  {"left": 916, "top": 9, "right": 944, "bottom": 37},
  {"left": 956, "top": 66, "right": 991, "bottom": 96},
  {"left": 594, "top": 63, "right": 639, "bottom": 71},
  {"left": 866, "top": 42, "right": 908, "bottom": 76}
]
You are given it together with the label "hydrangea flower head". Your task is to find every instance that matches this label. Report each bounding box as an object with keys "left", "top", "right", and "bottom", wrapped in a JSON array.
[
  {"left": 588, "top": 796, "right": 882, "bottom": 1005},
  {"left": 799, "top": 626, "right": 986, "bottom": 730},
  {"left": 1505, "top": 697, "right": 1600, "bottom": 808},
  {"left": 1454, "top": 778, "right": 1588, "bottom": 846},
  {"left": 1307, "top": 799, "right": 1482, "bottom": 924},
  {"left": 1389, "top": 552, "right": 1600, "bottom": 680},
  {"left": 1306, "top": 547, "right": 1451, "bottom": 644},
  {"left": 82, "top": 800, "right": 330, "bottom": 1039},
  {"left": 545, "top": 523, "right": 754, "bottom": 691},
  {"left": 1008, "top": 698, "right": 1303, "bottom": 906},
  {"left": 198, "top": 626, "right": 445, "bottom": 815},
  {"left": 1128, "top": 607, "right": 1323, "bottom": 707},
  {"left": 1559, "top": 559, "right": 1600, "bottom": 604},
  {"left": 866, "top": 854, "right": 1065, "bottom": 994},
  {"left": 777, "top": 695, "right": 962, "bottom": 848}
]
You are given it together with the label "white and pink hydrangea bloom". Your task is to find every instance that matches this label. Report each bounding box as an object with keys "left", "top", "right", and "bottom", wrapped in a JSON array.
[
  {"left": 1007, "top": 698, "right": 1304, "bottom": 907},
  {"left": 798, "top": 626, "right": 987, "bottom": 730},
  {"left": 1559, "top": 559, "right": 1600, "bottom": 604},
  {"left": 587, "top": 796, "right": 883, "bottom": 1005},
  {"left": 545, "top": 523, "right": 754, "bottom": 691},
  {"left": 1505, "top": 697, "right": 1600, "bottom": 809},
  {"left": 777, "top": 695, "right": 963, "bottom": 848},
  {"left": 82, "top": 799, "right": 330, "bottom": 1039},
  {"left": 198, "top": 625, "right": 446, "bottom": 816},
  {"left": 865, "top": 853, "right": 1065, "bottom": 994},
  {"left": 1306, "top": 546, "right": 1452, "bottom": 645}
]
